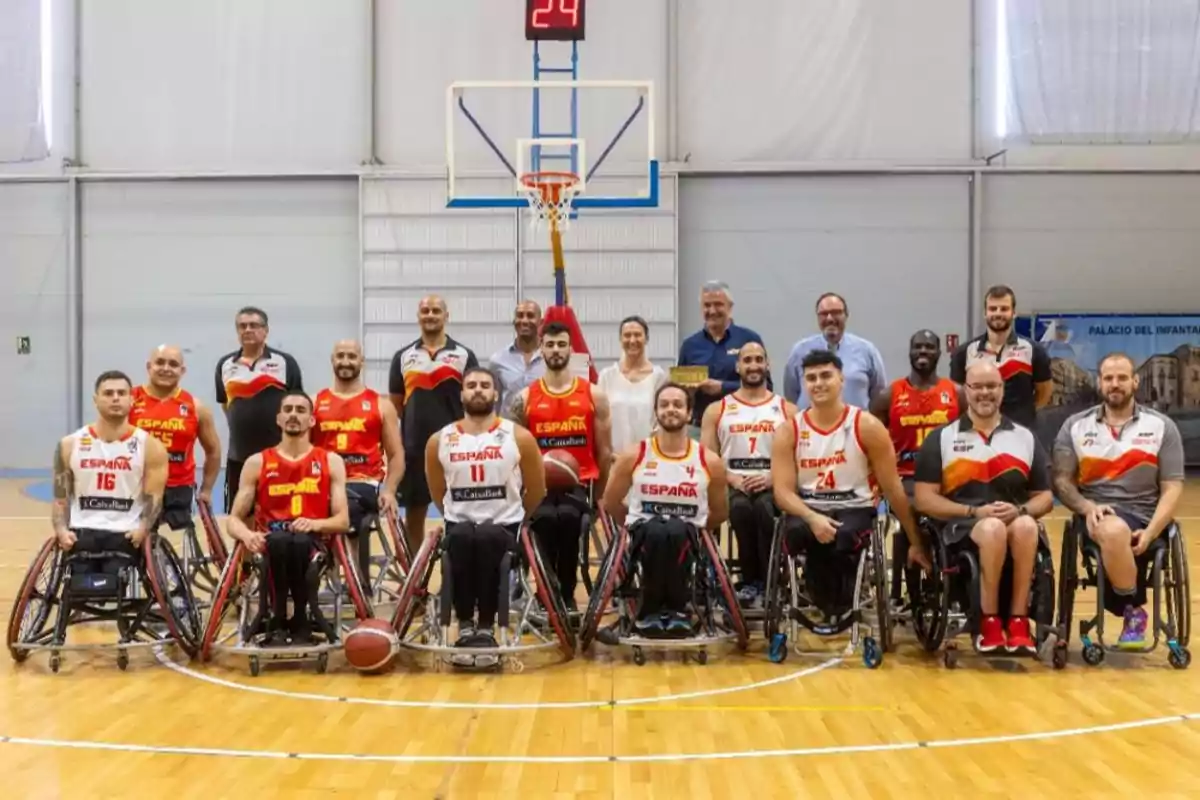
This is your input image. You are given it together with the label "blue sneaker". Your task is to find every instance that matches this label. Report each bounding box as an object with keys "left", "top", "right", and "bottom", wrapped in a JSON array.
[
  {"left": 1118, "top": 606, "right": 1148, "bottom": 649},
  {"left": 665, "top": 612, "right": 693, "bottom": 635}
]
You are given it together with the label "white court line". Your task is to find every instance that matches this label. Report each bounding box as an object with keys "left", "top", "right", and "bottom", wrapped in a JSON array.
[
  {"left": 157, "top": 651, "right": 843, "bottom": 710},
  {"left": 8, "top": 515, "right": 1200, "bottom": 524},
  {"left": 2, "top": 713, "right": 1194, "bottom": 764}
]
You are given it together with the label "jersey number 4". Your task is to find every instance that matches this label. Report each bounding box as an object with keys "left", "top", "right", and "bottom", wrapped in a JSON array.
[
  {"left": 95, "top": 472, "right": 116, "bottom": 491},
  {"left": 815, "top": 470, "right": 837, "bottom": 490}
]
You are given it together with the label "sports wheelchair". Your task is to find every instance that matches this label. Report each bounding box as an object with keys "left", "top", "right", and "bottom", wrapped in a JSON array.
[
  {"left": 390, "top": 522, "right": 576, "bottom": 671},
  {"left": 909, "top": 518, "right": 1056, "bottom": 669},
  {"left": 199, "top": 527, "right": 373, "bottom": 676},
  {"left": 576, "top": 483, "right": 613, "bottom": 598},
  {"left": 346, "top": 499, "right": 412, "bottom": 608},
  {"left": 7, "top": 533, "right": 201, "bottom": 672},
  {"left": 579, "top": 517, "right": 748, "bottom": 666},
  {"left": 761, "top": 511, "right": 893, "bottom": 668},
  {"left": 172, "top": 499, "right": 229, "bottom": 606},
  {"left": 1052, "top": 517, "right": 1190, "bottom": 669}
]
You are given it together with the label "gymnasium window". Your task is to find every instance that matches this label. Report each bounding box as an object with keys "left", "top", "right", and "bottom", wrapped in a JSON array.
[{"left": 995, "top": 0, "right": 1200, "bottom": 143}]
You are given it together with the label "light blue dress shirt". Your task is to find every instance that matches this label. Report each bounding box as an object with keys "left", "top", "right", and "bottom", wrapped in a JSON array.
[
  {"left": 488, "top": 342, "right": 545, "bottom": 416},
  {"left": 783, "top": 332, "right": 887, "bottom": 410}
]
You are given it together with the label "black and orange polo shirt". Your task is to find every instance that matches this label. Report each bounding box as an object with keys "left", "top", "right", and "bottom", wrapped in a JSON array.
[
  {"left": 214, "top": 345, "right": 303, "bottom": 462},
  {"left": 950, "top": 331, "right": 1051, "bottom": 428},
  {"left": 914, "top": 415, "right": 1050, "bottom": 507},
  {"left": 388, "top": 336, "right": 479, "bottom": 453}
]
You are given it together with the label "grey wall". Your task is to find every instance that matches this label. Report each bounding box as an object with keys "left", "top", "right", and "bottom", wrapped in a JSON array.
[
  {"left": 81, "top": 179, "right": 359, "bottom": 453},
  {"left": 679, "top": 176, "right": 972, "bottom": 390},
  {"left": 982, "top": 174, "right": 1200, "bottom": 314},
  {"left": 0, "top": 183, "right": 70, "bottom": 468}
]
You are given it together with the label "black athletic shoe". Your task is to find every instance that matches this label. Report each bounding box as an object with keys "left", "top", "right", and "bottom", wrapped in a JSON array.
[
  {"left": 264, "top": 629, "right": 291, "bottom": 648},
  {"left": 454, "top": 623, "right": 477, "bottom": 648},
  {"left": 665, "top": 611, "right": 692, "bottom": 636},
  {"left": 635, "top": 615, "right": 666, "bottom": 637}
]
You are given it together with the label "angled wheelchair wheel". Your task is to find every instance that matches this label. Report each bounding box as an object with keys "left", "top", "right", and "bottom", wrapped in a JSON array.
[
  {"left": 143, "top": 536, "right": 202, "bottom": 658},
  {"left": 390, "top": 528, "right": 442, "bottom": 640},
  {"left": 1054, "top": 520, "right": 1080, "bottom": 660},
  {"left": 698, "top": 527, "right": 748, "bottom": 650},
  {"left": 196, "top": 500, "right": 229, "bottom": 570},
  {"left": 199, "top": 542, "right": 248, "bottom": 662},
  {"left": 762, "top": 519, "right": 788, "bottom": 652},
  {"left": 330, "top": 534, "right": 373, "bottom": 621},
  {"left": 579, "top": 523, "right": 629, "bottom": 651},
  {"left": 384, "top": 507, "right": 412, "bottom": 574},
  {"left": 7, "top": 537, "right": 63, "bottom": 663},
  {"left": 1167, "top": 528, "right": 1190, "bottom": 647},
  {"left": 911, "top": 529, "right": 950, "bottom": 653},
  {"left": 870, "top": 518, "right": 893, "bottom": 653},
  {"left": 578, "top": 511, "right": 595, "bottom": 597},
  {"left": 520, "top": 524, "right": 576, "bottom": 659}
]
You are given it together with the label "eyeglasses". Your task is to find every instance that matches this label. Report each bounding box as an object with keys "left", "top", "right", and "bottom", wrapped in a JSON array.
[{"left": 966, "top": 382, "right": 1003, "bottom": 392}]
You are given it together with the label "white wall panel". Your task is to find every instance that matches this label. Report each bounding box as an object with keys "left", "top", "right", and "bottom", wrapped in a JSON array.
[
  {"left": 0, "top": 183, "right": 70, "bottom": 468},
  {"left": 521, "top": 176, "right": 678, "bottom": 369},
  {"left": 678, "top": 0, "right": 971, "bottom": 163},
  {"left": 680, "top": 176, "right": 971, "bottom": 388},
  {"left": 982, "top": 175, "right": 1200, "bottom": 314},
  {"left": 376, "top": 0, "right": 668, "bottom": 167},
  {"left": 80, "top": 0, "right": 369, "bottom": 170},
  {"left": 362, "top": 177, "right": 518, "bottom": 389},
  {"left": 81, "top": 180, "right": 359, "bottom": 451}
]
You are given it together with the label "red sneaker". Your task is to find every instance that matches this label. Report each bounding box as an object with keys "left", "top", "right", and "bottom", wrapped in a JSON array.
[
  {"left": 976, "top": 615, "right": 1005, "bottom": 652},
  {"left": 1006, "top": 616, "right": 1035, "bottom": 653}
]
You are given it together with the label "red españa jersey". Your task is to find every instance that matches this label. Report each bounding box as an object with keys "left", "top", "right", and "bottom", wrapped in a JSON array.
[
  {"left": 526, "top": 377, "right": 600, "bottom": 481},
  {"left": 255, "top": 446, "right": 332, "bottom": 528},
  {"left": 129, "top": 386, "right": 199, "bottom": 488},
  {"left": 887, "top": 377, "right": 961, "bottom": 477},
  {"left": 312, "top": 388, "right": 386, "bottom": 482}
]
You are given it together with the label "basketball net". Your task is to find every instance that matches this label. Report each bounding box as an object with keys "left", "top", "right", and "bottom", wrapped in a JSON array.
[{"left": 520, "top": 171, "right": 598, "bottom": 383}]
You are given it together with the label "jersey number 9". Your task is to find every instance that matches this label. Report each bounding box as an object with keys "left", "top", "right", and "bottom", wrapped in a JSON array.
[{"left": 336, "top": 433, "right": 348, "bottom": 451}]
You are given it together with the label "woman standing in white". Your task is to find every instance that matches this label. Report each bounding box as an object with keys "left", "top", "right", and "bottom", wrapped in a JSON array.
[{"left": 597, "top": 316, "right": 668, "bottom": 455}]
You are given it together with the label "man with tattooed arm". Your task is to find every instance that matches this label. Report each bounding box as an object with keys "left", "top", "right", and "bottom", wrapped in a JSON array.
[{"left": 51, "top": 371, "right": 169, "bottom": 573}]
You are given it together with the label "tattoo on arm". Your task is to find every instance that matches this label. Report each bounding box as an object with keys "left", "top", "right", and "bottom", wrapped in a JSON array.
[
  {"left": 51, "top": 443, "right": 72, "bottom": 533},
  {"left": 1051, "top": 449, "right": 1090, "bottom": 515},
  {"left": 139, "top": 491, "right": 163, "bottom": 529},
  {"left": 506, "top": 393, "right": 527, "bottom": 425}
]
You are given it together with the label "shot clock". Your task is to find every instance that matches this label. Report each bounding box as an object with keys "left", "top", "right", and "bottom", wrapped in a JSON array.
[{"left": 525, "top": 0, "right": 586, "bottom": 41}]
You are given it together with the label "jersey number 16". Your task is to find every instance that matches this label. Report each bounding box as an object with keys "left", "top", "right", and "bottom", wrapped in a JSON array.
[{"left": 95, "top": 472, "right": 116, "bottom": 491}]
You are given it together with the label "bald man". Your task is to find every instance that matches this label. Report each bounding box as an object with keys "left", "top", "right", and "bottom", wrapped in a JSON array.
[
  {"left": 314, "top": 340, "right": 405, "bottom": 586},
  {"left": 388, "top": 295, "right": 480, "bottom": 551},
  {"left": 130, "top": 345, "right": 222, "bottom": 530},
  {"left": 913, "top": 360, "right": 1054, "bottom": 654},
  {"left": 489, "top": 299, "right": 545, "bottom": 419}
]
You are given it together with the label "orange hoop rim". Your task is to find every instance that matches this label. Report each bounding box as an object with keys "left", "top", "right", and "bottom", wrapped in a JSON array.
[{"left": 519, "top": 171, "right": 581, "bottom": 204}]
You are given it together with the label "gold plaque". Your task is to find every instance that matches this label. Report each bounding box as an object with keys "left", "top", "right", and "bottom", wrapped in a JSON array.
[{"left": 670, "top": 365, "right": 709, "bottom": 386}]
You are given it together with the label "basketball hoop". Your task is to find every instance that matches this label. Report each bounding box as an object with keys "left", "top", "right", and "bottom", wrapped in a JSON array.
[{"left": 520, "top": 171, "right": 581, "bottom": 231}]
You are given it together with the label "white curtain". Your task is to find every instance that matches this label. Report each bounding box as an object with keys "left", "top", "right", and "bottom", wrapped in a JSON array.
[
  {"left": 0, "top": 0, "right": 48, "bottom": 162},
  {"left": 1003, "top": 0, "right": 1200, "bottom": 142}
]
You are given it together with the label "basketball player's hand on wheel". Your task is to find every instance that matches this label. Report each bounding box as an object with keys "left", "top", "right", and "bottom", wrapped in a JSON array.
[
  {"left": 808, "top": 513, "right": 841, "bottom": 544},
  {"left": 378, "top": 492, "right": 398, "bottom": 517},
  {"left": 56, "top": 530, "right": 77, "bottom": 551},
  {"left": 907, "top": 541, "right": 932, "bottom": 573},
  {"left": 197, "top": 488, "right": 213, "bottom": 506},
  {"left": 291, "top": 518, "right": 318, "bottom": 534},
  {"left": 245, "top": 531, "right": 266, "bottom": 554},
  {"left": 127, "top": 528, "right": 149, "bottom": 548}
]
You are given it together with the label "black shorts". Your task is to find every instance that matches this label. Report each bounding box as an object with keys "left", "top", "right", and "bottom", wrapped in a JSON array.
[
  {"left": 159, "top": 485, "right": 195, "bottom": 531},
  {"left": 224, "top": 459, "right": 244, "bottom": 515},
  {"left": 1078, "top": 508, "right": 1156, "bottom": 613},
  {"left": 783, "top": 507, "right": 876, "bottom": 556},
  {"left": 400, "top": 452, "right": 431, "bottom": 508},
  {"left": 346, "top": 482, "right": 380, "bottom": 537},
  {"left": 69, "top": 528, "right": 140, "bottom": 575}
]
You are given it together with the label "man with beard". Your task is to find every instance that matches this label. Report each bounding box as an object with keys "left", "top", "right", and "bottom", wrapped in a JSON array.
[
  {"left": 914, "top": 361, "right": 1053, "bottom": 653},
  {"left": 509, "top": 321, "right": 613, "bottom": 611},
  {"left": 950, "top": 285, "right": 1052, "bottom": 429},
  {"left": 488, "top": 300, "right": 545, "bottom": 419},
  {"left": 130, "top": 345, "right": 223, "bottom": 531},
  {"left": 425, "top": 366, "right": 547, "bottom": 652},
  {"left": 603, "top": 384, "right": 730, "bottom": 635},
  {"left": 1051, "top": 352, "right": 1185, "bottom": 648},
  {"left": 773, "top": 350, "right": 928, "bottom": 619},
  {"left": 784, "top": 292, "right": 887, "bottom": 410},
  {"left": 871, "top": 330, "right": 966, "bottom": 492},
  {"left": 51, "top": 371, "right": 169, "bottom": 573},
  {"left": 700, "top": 342, "right": 797, "bottom": 606},
  {"left": 313, "top": 340, "right": 405, "bottom": 588},
  {"left": 226, "top": 392, "right": 350, "bottom": 646},
  {"left": 388, "top": 295, "right": 479, "bottom": 553}
]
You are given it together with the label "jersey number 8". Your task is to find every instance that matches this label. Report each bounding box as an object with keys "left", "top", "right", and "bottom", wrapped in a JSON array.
[{"left": 290, "top": 495, "right": 303, "bottom": 516}]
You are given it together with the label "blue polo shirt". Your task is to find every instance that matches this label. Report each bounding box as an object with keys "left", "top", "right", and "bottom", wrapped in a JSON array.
[{"left": 677, "top": 323, "right": 770, "bottom": 425}]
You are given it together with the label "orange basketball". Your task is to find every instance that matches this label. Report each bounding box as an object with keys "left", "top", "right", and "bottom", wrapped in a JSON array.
[
  {"left": 543, "top": 448, "right": 581, "bottom": 490},
  {"left": 344, "top": 618, "right": 399, "bottom": 674}
]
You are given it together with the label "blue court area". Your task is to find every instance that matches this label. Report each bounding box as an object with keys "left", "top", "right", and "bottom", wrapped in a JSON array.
[{"left": 2, "top": 468, "right": 442, "bottom": 519}]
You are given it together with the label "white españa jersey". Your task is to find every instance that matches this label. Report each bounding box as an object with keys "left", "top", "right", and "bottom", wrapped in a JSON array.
[
  {"left": 437, "top": 418, "right": 525, "bottom": 526},
  {"left": 67, "top": 426, "right": 150, "bottom": 533},
  {"left": 792, "top": 406, "right": 875, "bottom": 511},
  {"left": 717, "top": 392, "right": 787, "bottom": 477},
  {"left": 625, "top": 437, "right": 710, "bottom": 528}
]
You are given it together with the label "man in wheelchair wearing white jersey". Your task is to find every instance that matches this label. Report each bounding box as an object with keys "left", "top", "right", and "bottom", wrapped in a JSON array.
[
  {"left": 771, "top": 350, "right": 929, "bottom": 616},
  {"left": 603, "top": 383, "right": 730, "bottom": 636}
]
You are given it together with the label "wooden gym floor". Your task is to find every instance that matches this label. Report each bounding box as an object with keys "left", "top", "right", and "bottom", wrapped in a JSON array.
[{"left": 1, "top": 478, "right": 1198, "bottom": 799}]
